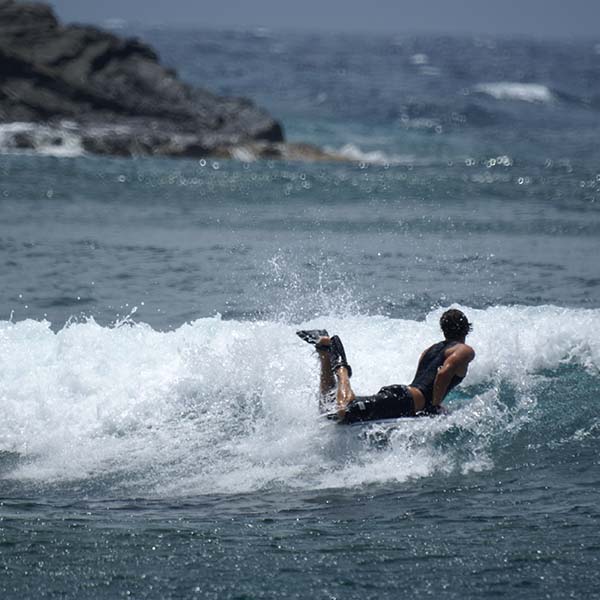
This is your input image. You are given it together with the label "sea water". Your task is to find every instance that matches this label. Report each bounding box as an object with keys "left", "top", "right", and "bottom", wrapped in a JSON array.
[{"left": 1, "top": 31, "right": 599, "bottom": 599}]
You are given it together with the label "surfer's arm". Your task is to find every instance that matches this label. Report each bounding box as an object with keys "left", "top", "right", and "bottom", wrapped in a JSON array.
[
  {"left": 431, "top": 346, "right": 475, "bottom": 406},
  {"left": 431, "top": 367, "right": 455, "bottom": 407}
]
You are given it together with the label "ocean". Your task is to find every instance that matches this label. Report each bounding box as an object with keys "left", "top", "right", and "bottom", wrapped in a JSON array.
[{"left": 1, "top": 29, "right": 599, "bottom": 598}]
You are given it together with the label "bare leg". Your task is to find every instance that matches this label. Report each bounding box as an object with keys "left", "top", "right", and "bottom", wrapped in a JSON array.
[
  {"left": 334, "top": 366, "right": 355, "bottom": 417},
  {"left": 315, "top": 335, "right": 356, "bottom": 416},
  {"left": 318, "top": 348, "right": 335, "bottom": 394},
  {"left": 316, "top": 338, "right": 336, "bottom": 412}
]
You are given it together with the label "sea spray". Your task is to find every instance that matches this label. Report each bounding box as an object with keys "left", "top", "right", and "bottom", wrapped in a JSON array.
[{"left": 1, "top": 305, "right": 598, "bottom": 495}]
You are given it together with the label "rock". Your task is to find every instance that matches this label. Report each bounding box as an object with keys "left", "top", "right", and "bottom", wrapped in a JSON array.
[{"left": 0, "top": 0, "right": 314, "bottom": 160}]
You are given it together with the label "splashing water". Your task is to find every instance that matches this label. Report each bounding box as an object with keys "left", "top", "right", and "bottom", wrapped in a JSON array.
[{"left": 0, "top": 304, "right": 598, "bottom": 496}]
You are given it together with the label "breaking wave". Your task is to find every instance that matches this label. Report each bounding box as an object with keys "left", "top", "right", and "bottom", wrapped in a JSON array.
[
  {"left": 473, "top": 82, "right": 556, "bottom": 103},
  {"left": 0, "top": 305, "right": 598, "bottom": 495},
  {"left": 328, "top": 143, "right": 434, "bottom": 166},
  {"left": 0, "top": 122, "right": 84, "bottom": 157}
]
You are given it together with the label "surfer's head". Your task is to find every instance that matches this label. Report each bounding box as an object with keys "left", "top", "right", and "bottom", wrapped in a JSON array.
[{"left": 440, "top": 309, "right": 472, "bottom": 341}]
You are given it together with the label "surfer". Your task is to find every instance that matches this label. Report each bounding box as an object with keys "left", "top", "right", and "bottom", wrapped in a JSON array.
[{"left": 297, "top": 309, "right": 475, "bottom": 423}]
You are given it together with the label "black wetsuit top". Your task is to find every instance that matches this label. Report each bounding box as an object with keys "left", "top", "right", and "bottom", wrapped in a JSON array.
[{"left": 410, "top": 340, "right": 464, "bottom": 409}]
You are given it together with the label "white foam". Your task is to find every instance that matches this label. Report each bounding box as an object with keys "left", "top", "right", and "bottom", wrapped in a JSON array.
[
  {"left": 410, "top": 53, "right": 429, "bottom": 65},
  {"left": 0, "top": 122, "right": 84, "bottom": 157},
  {"left": 0, "top": 305, "right": 598, "bottom": 494},
  {"left": 231, "top": 146, "right": 258, "bottom": 162},
  {"left": 474, "top": 82, "right": 556, "bottom": 103},
  {"left": 328, "top": 143, "right": 423, "bottom": 166}
]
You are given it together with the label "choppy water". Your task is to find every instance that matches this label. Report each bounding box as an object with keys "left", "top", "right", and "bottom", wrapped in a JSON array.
[{"left": 1, "top": 30, "right": 600, "bottom": 599}]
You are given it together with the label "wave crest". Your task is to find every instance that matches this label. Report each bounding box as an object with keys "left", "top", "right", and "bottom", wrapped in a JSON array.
[
  {"left": 0, "top": 122, "right": 84, "bottom": 157},
  {"left": 474, "top": 82, "right": 556, "bottom": 103},
  {"left": 0, "top": 304, "right": 598, "bottom": 494},
  {"left": 328, "top": 143, "right": 434, "bottom": 166}
]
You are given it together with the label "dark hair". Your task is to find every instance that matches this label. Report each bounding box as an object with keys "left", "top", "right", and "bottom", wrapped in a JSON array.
[{"left": 440, "top": 309, "right": 472, "bottom": 340}]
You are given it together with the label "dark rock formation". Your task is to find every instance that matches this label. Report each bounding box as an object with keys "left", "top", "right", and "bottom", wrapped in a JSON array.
[{"left": 0, "top": 0, "right": 342, "bottom": 160}]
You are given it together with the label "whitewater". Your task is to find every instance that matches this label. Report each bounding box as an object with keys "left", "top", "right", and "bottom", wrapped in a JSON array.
[{"left": 2, "top": 305, "right": 597, "bottom": 495}]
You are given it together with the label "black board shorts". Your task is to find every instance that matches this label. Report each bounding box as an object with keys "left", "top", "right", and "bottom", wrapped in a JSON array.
[{"left": 341, "top": 385, "right": 416, "bottom": 424}]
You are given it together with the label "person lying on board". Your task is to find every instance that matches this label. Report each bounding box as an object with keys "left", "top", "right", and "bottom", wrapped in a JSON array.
[{"left": 297, "top": 309, "right": 475, "bottom": 423}]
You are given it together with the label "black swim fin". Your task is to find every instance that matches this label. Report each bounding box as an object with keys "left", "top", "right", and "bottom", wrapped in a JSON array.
[
  {"left": 329, "top": 335, "right": 353, "bottom": 378},
  {"left": 296, "top": 329, "right": 329, "bottom": 349}
]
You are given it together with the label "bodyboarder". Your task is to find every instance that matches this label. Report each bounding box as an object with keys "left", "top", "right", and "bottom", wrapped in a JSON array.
[{"left": 297, "top": 308, "right": 475, "bottom": 423}]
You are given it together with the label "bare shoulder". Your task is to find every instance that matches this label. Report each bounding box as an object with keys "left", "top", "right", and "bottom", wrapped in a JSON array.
[{"left": 448, "top": 342, "right": 475, "bottom": 363}]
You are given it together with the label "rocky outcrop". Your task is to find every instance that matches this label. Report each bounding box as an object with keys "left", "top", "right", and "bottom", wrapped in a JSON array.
[{"left": 0, "top": 0, "right": 341, "bottom": 161}]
